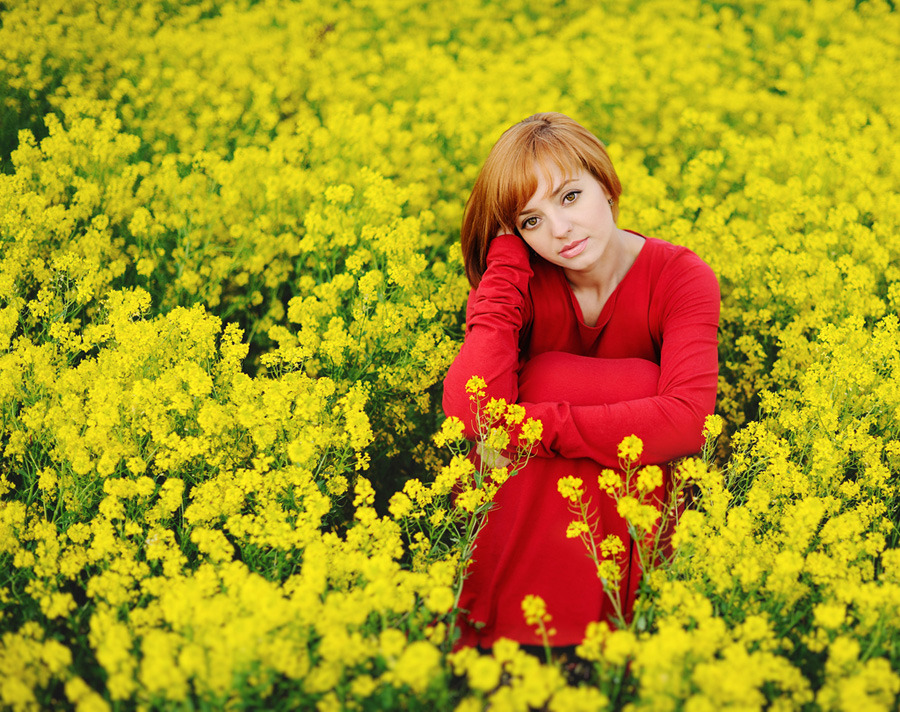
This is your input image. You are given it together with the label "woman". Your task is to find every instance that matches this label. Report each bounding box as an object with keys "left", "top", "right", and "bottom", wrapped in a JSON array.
[{"left": 442, "top": 112, "right": 720, "bottom": 651}]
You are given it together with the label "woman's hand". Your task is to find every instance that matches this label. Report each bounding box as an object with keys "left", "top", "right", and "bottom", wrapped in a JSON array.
[{"left": 477, "top": 440, "right": 512, "bottom": 470}]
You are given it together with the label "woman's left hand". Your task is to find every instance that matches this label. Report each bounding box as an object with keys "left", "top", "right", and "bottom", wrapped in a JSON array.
[{"left": 477, "top": 440, "right": 512, "bottom": 469}]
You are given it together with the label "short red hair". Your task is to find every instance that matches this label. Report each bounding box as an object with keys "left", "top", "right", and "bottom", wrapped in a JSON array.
[{"left": 461, "top": 113, "right": 622, "bottom": 288}]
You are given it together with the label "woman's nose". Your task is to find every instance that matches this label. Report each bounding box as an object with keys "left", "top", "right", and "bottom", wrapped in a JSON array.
[{"left": 548, "top": 212, "right": 571, "bottom": 238}]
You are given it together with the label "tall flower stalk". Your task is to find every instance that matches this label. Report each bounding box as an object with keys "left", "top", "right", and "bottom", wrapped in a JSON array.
[
  {"left": 558, "top": 416, "right": 725, "bottom": 627},
  {"left": 390, "top": 376, "right": 543, "bottom": 649}
]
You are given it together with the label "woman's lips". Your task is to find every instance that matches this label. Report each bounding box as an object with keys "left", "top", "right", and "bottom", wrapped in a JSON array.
[{"left": 560, "top": 238, "right": 587, "bottom": 259}]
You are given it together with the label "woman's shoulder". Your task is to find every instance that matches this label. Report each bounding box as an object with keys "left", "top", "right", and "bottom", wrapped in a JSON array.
[
  {"left": 622, "top": 232, "right": 720, "bottom": 317},
  {"left": 629, "top": 232, "right": 716, "bottom": 281},
  {"left": 629, "top": 231, "right": 699, "bottom": 259}
]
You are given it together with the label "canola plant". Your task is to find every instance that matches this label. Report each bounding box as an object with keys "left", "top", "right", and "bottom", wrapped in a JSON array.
[{"left": 1, "top": 0, "right": 899, "bottom": 709}]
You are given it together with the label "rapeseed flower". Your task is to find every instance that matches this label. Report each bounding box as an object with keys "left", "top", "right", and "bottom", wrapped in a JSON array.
[{"left": 1, "top": 0, "right": 899, "bottom": 708}]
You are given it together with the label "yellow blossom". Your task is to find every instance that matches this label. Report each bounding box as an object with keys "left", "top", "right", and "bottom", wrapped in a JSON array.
[
  {"left": 617, "top": 435, "right": 643, "bottom": 463},
  {"left": 635, "top": 465, "right": 663, "bottom": 493},
  {"left": 465, "top": 376, "right": 487, "bottom": 397},
  {"left": 557, "top": 476, "right": 585, "bottom": 503}
]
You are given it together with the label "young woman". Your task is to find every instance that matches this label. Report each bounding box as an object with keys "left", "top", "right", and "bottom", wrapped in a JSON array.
[{"left": 442, "top": 112, "right": 720, "bottom": 651}]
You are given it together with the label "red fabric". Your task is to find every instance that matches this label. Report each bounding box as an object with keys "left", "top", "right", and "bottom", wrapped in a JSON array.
[{"left": 442, "top": 231, "right": 720, "bottom": 648}]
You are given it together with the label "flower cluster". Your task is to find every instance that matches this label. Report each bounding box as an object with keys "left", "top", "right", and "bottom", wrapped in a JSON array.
[
  {"left": 0, "top": 0, "right": 898, "bottom": 709},
  {"left": 388, "top": 376, "right": 541, "bottom": 646}
]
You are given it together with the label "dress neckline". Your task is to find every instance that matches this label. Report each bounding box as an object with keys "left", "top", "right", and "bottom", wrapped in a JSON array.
[{"left": 563, "top": 231, "right": 649, "bottom": 330}]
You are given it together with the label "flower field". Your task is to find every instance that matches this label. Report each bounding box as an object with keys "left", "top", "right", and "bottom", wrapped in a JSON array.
[{"left": 1, "top": 0, "right": 899, "bottom": 709}]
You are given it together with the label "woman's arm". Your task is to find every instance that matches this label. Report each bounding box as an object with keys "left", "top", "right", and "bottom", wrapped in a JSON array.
[
  {"left": 519, "top": 250, "right": 720, "bottom": 468},
  {"left": 444, "top": 239, "right": 720, "bottom": 468},
  {"left": 442, "top": 234, "right": 532, "bottom": 439}
]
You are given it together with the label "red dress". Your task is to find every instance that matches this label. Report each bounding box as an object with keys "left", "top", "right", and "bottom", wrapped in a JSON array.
[{"left": 442, "top": 232, "right": 720, "bottom": 648}]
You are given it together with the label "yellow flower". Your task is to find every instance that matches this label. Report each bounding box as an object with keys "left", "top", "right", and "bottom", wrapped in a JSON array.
[
  {"left": 484, "top": 426, "right": 510, "bottom": 454},
  {"left": 521, "top": 594, "right": 551, "bottom": 627},
  {"left": 617, "top": 435, "right": 643, "bottom": 463},
  {"left": 549, "top": 686, "right": 609, "bottom": 712},
  {"left": 813, "top": 602, "right": 846, "bottom": 631},
  {"left": 434, "top": 416, "right": 465, "bottom": 447},
  {"left": 556, "top": 476, "right": 584, "bottom": 503},
  {"left": 519, "top": 418, "right": 544, "bottom": 446},
  {"left": 490, "top": 466, "right": 511, "bottom": 486},
  {"left": 465, "top": 376, "right": 487, "bottom": 397},
  {"left": 635, "top": 465, "right": 663, "bottom": 493},
  {"left": 65, "top": 677, "right": 111, "bottom": 712},
  {"left": 598, "top": 469, "right": 621, "bottom": 495},
  {"left": 454, "top": 697, "right": 484, "bottom": 712},
  {"left": 576, "top": 621, "right": 611, "bottom": 661},
  {"left": 600, "top": 535, "right": 625, "bottom": 558},
  {"left": 616, "top": 496, "right": 660, "bottom": 532},
  {"left": 596, "top": 560, "right": 623, "bottom": 584},
  {"left": 603, "top": 630, "right": 636, "bottom": 666},
  {"left": 466, "top": 655, "right": 502, "bottom": 692},
  {"left": 454, "top": 487, "right": 483, "bottom": 513},
  {"left": 504, "top": 403, "right": 526, "bottom": 426},
  {"left": 483, "top": 399, "right": 509, "bottom": 426},
  {"left": 702, "top": 414, "right": 724, "bottom": 439},
  {"left": 388, "top": 491, "right": 414, "bottom": 519},
  {"left": 425, "top": 586, "right": 455, "bottom": 613},
  {"left": 492, "top": 638, "right": 521, "bottom": 664},
  {"left": 349, "top": 674, "right": 377, "bottom": 699},
  {"left": 388, "top": 640, "right": 441, "bottom": 694}
]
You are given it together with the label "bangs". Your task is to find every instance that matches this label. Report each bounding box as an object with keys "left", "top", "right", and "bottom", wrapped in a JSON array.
[
  {"left": 496, "top": 136, "right": 590, "bottom": 228},
  {"left": 461, "top": 112, "right": 621, "bottom": 287}
]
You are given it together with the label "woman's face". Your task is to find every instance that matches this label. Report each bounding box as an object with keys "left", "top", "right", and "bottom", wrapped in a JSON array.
[{"left": 514, "top": 165, "right": 617, "bottom": 274}]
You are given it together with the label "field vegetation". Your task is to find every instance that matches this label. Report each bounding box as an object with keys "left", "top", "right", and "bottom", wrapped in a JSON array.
[{"left": 1, "top": 0, "right": 899, "bottom": 709}]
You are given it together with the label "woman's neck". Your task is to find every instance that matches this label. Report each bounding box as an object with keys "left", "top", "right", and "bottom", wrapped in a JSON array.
[{"left": 564, "top": 228, "right": 645, "bottom": 298}]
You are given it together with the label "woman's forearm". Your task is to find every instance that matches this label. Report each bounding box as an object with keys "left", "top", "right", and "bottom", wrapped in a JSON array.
[
  {"left": 442, "top": 234, "right": 532, "bottom": 439},
  {"left": 518, "top": 252, "right": 720, "bottom": 467}
]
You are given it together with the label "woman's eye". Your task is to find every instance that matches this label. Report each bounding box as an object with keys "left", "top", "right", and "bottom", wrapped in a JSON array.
[
  {"left": 563, "top": 190, "right": 580, "bottom": 203},
  {"left": 521, "top": 216, "right": 538, "bottom": 229}
]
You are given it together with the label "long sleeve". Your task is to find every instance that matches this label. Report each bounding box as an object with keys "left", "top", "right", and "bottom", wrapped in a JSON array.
[
  {"left": 521, "top": 250, "right": 720, "bottom": 468},
  {"left": 442, "top": 234, "right": 532, "bottom": 439}
]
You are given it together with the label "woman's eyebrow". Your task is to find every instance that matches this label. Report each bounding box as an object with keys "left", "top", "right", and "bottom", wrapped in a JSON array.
[
  {"left": 518, "top": 178, "right": 580, "bottom": 219},
  {"left": 548, "top": 177, "right": 579, "bottom": 197}
]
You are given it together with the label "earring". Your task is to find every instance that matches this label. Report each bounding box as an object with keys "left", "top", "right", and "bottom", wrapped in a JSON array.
[{"left": 607, "top": 198, "right": 615, "bottom": 206}]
